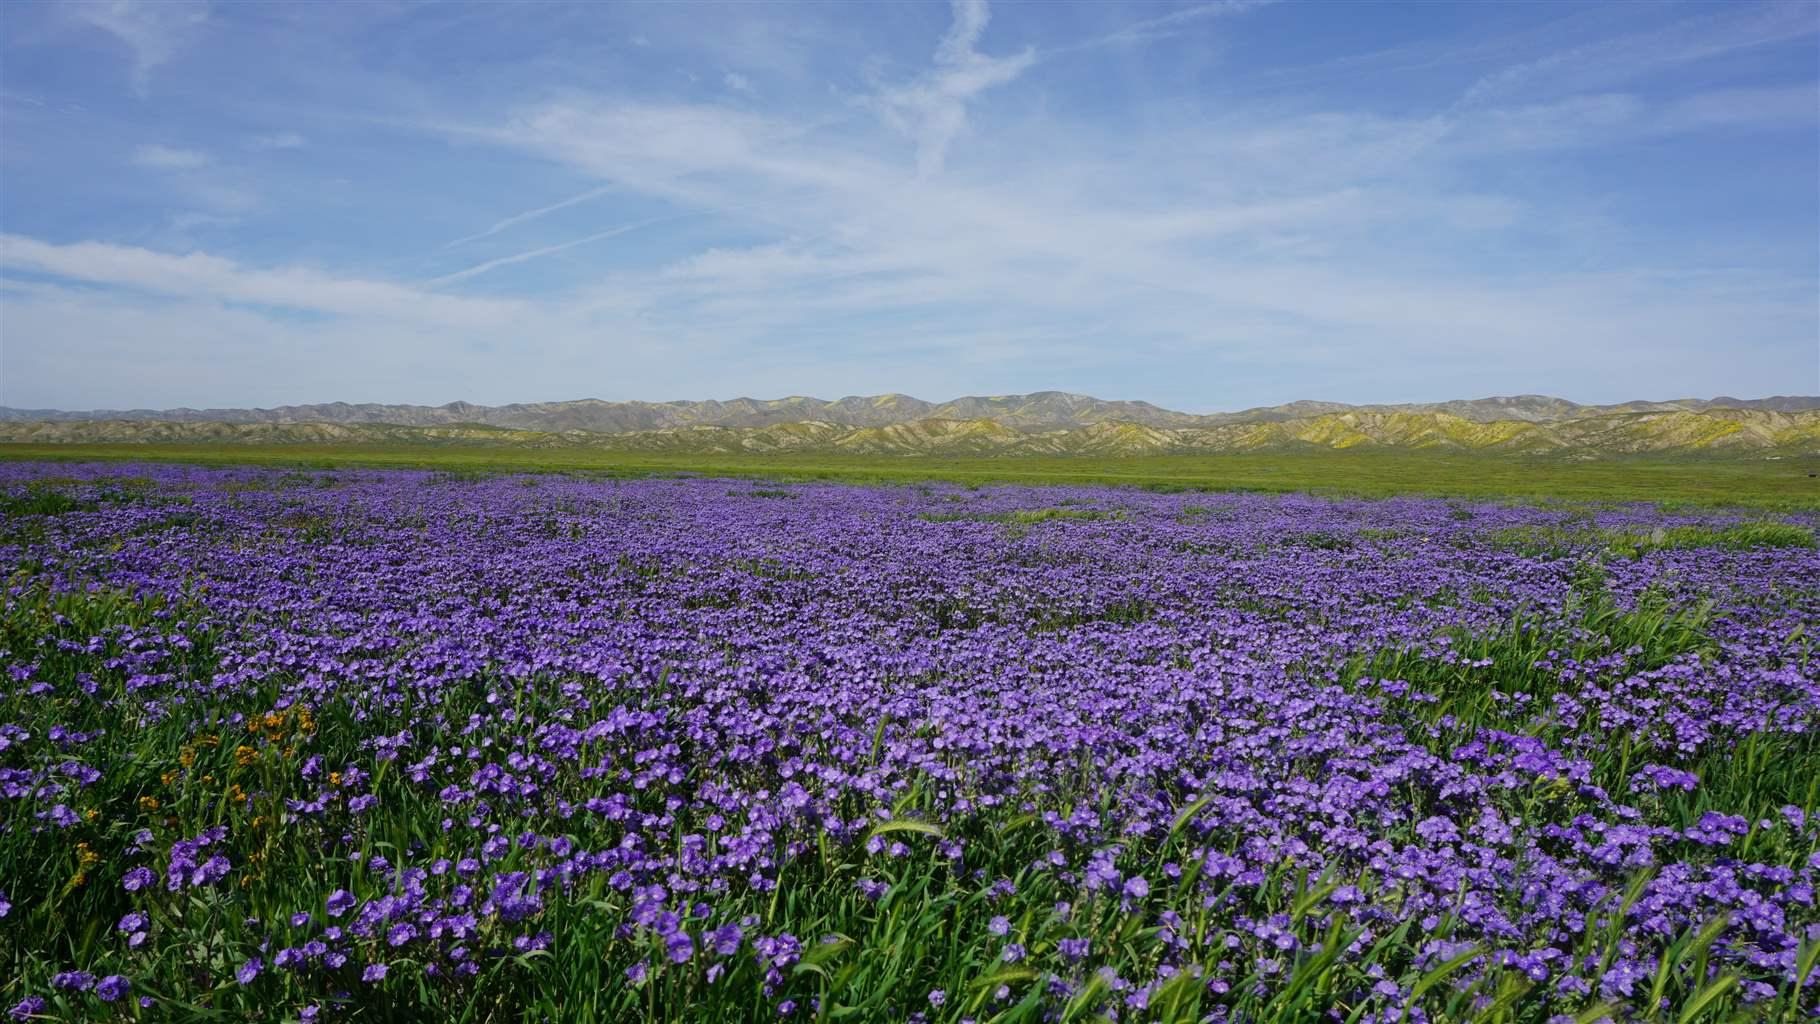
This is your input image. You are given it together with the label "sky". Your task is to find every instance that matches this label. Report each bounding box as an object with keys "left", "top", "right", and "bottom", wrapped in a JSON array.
[{"left": 0, "top": 0, "right": 1816, "bottom": 413}]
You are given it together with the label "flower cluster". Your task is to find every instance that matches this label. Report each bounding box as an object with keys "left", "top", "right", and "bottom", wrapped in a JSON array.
[{"left": 0, "top": 463, "right": 1815, "bottom": 1021}]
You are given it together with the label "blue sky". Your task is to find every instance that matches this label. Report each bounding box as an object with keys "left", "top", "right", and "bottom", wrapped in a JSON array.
[{"left": 1, "top": 0, "right": 1815, "bottom": 412}]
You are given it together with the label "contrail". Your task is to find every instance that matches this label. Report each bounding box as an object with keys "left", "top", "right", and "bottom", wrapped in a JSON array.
[
  {"left": 428, "top": 200, "right": 781, "bottom": 287},
  {"left": 441, "top": 185, "right": 618, "bottom": 251},
  {"left": 426, "top": 217, "right": 665, "bottom": 286}
]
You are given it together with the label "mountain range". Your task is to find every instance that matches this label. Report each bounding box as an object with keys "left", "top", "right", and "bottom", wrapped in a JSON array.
[
  {"left": 4, "top": 392, "right": 1817, "bottom": 430},
  {"left": 2, "top": 393, "right": 1817, "bottom": 457}
]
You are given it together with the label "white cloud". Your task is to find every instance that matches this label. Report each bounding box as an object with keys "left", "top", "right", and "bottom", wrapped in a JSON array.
[
  {"left": 1455, "top": 94, "right": 1645, "bottom": 152},
  {"left": 1653, "top": 84, "right": 1820, "bottom": 134},
  {"left": 0, "top": 234, "right": 521, "bottom": 327},
  {"left": 489, "top": 99, "right": 831, "bottom": 205},
  {"left": 1454, "top": 1, "right": 1818, "bottom": 110},
  {"left": 457, "top": 55, "right": 1814, "bottom": 406},
  {"left": 724, "top": 72, "right": 754, "bottom": 95},
  {"left": 167, "top": 211, "right": 241, "bottom": 233},
  {"left": 249, "top": 131, "right": 307, "bottom": 150},
  {"left": 869, "top": 0, "right": 1036, "bottom": 175},
  {"left": 67, "top": 0, "right": 210, "bottom": 96},
  {"left": 125, "top": 146, "right": 258, "bottom": 215},
  {"left": 0, "top": 276, "right": 702, "bottom": 410},
  {"left": 1058, "top": 0, "right": 1277, "bottom": 52},
  {"left": 131, "top": 143, "right": 210, "bottom": 169}
]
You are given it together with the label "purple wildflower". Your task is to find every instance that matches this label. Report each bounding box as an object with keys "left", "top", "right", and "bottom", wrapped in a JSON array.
[{"left": 95, "top": 976, "right": 130, "bottom": 1003}]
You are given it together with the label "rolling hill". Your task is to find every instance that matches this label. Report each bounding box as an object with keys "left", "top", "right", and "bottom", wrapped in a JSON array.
[
  {"left": 2, "top": 394, "right": 1816, "bottom": 457},
  {"left": 5, "top": 391, "right": 1816, "bottom": 433}
]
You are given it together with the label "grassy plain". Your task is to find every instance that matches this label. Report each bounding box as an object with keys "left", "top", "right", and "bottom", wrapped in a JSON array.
[{"left": 2, "top": 442, "right": 1818, "bottom": 508}]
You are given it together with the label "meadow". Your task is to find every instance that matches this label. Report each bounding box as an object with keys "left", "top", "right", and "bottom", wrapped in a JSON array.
[
  {"left": 3, "top": 443, "right": 1819, "bottom": 510},
  {"left": 1, "top": 460, "right": 1817, "bottom": 1022}
]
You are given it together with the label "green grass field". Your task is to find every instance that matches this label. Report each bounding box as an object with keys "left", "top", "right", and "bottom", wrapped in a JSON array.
[{"left": 3, "top": 442, "right": 1818, "bottom": 508}]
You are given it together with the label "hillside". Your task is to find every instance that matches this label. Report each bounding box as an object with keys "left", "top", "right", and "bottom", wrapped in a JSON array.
[
  {"left": 5, "top": 392, "right": 1816, "bottom": 433},
  {"left": 4, "top": 405, "right": 1816, "bottom": 457}
]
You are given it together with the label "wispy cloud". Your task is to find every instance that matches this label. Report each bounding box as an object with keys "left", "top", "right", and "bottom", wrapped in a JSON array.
[
  {"left": 466, "top": 23, "right": 1812, "bottom": 400},
  {"left": 125, "top": 143, "right": 258, "bottom": 215},
  {"left": 724, "top": 72, "right": 754, "bottom": 95},
  {"left": 131, "top": 143, "right": 210, "bottom": 169},
  {"left": 248, "top": 131, "right": 306, "bottom": 150},
  {"left": 1055, "top": 0, "right": 1278, "bottom": 53},
  {"left": 869, "top": 0, "right": 1036, "bottom": 175},
  {"left": 67, "top": 0, "right": 210, "bottom": 96},
  {"left": 1454, "top": 0, "right": 1819, "bottom": 111},
  {"left": 472, "top": 80, "right": 1807, "bottom": 390},
  {"left": 0, "top": 234, "right": 519, "bottom": 327},
  {"left": 490, "top": 100, "right": 820, "bottom": 205}
]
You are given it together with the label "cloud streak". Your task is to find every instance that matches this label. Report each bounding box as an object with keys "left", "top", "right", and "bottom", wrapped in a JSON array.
[
  {"left": 441, "top": 185, "right": 618, "bottom": 250},
  {"left": 869, "top": 0, "right": 1036, "bottom": 174},
  {"left": 68, "top": 0, "right": 210, "bottom": 96},
  {"left": 132, "top": 143, "right": 210, "bottom": 169},
  {"left": 1055, "top": 0, "right": 1278, "bottom": 53},
  {"left": 248, "top": 131, "right": 306, "bottom": 150},
  {"left": 0, "top": 235, "right": 520, "bottom": 327},
  {"left": 428, "top": 218, "right": 671, "bottom": 285},
  {"left": 1453, "top": 0, "right": 1819, "bottom": 111}
]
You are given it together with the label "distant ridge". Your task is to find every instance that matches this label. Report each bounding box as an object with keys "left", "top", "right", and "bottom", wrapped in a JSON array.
[
  {"left": 4, "top": 391, "right": 1817, "bottom": 432},
  {"left": 3, "top": 393, "right": 1817, "bottom": 457}
]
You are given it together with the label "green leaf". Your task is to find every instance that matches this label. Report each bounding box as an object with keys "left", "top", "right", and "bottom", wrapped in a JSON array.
[
  {"left": 1676, "top": 975, "right": 1737, "bottom": 1024},
  {"left": 1406, "top": 945, "right": 1481, "bottom": 1008},
  {"left": 868, "top": 818, "right": 945, "bottom": 840},
  {"left": 1169, "top": 793, "right": 1216, "bottom": 837}
]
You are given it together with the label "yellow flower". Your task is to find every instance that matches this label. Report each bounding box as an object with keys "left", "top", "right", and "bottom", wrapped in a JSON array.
[
  {"left": 160, "top": 769, "right": 179, "bottom": 786},
  {"left": 179, "top": 748, "right": 197, "bottom": 768},
  {"left": 234, "top": 745, "right": 260, "bottom": 768},
  {"left": 329, "top": 771, "right": 342, "bottom": 786},
  {"left": 139, "top": 796, "right": 161, "bottom": 811}
]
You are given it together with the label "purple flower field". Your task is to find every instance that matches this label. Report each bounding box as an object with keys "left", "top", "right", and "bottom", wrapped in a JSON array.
[{"left": 1, "top": 463, "right": 1817, "bottom": 1022}]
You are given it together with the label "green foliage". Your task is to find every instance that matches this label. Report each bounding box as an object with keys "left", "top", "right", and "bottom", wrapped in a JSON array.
[
  {"left": 0, "top": 482, "right": 94, "bottom": 517},
  {"left": 918, "top": 507, "right": 1120, "bottom": 525},
  {"left": 1603, "top": 521, "right": 1816, "bottom": 556},
  {"left": 1347, "top": 572, "right": 1819, "bottom": 829},
  {"left": 1489, "top": 520, "right": 1816, "bottom": 559},
  {"left": 1278, "top": 530, "right": 1353, "bottom": 551},
  {"left": 5, "top": 443, "right": 1818, "bottom": 509}
]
